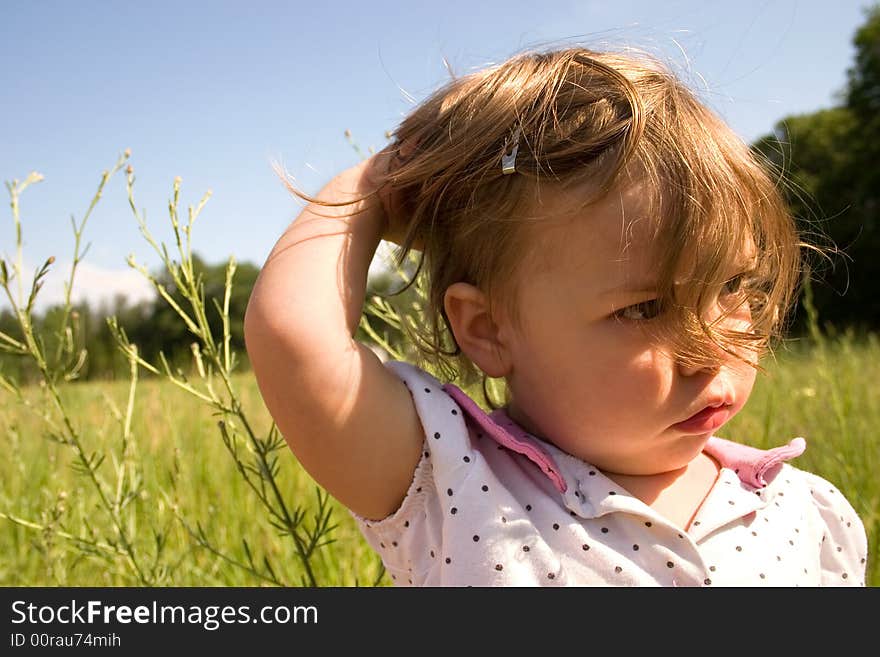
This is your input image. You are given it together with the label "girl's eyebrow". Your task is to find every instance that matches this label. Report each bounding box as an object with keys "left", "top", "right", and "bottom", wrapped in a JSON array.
[
  {"left": 601, "top": 260, "right": 760, "bottom": 298},
  {"left": 601, "top": 282, "right": 657, "bottom": 297}
]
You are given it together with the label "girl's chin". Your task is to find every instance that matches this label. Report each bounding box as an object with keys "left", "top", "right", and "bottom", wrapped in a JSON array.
[{"left": 600, "top": 438, "right": 711, "bottom": 476}]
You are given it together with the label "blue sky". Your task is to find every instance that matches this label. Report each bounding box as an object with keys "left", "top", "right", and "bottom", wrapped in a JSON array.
[{"left": 1, "top": 0, "right": 874, "bottom": 313}]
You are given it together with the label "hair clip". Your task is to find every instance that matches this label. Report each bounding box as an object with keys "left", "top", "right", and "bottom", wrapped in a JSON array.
[{"left": 501, "top": 126, "right": 521, "bottom": 175}]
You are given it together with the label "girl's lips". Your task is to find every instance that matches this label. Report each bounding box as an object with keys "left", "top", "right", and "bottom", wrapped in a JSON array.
[{"left": 672, "top": 405, "right": 732, "bottom": 434}]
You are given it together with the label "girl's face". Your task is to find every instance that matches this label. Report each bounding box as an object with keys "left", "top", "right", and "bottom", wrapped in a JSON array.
[{"left": 499, "top": 182, "right": 757, "bottom": 477}]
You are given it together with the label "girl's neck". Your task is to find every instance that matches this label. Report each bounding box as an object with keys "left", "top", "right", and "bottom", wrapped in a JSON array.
[
  {"left": 499, "top": 403, "right": 721, "bottom": 530},
  {"left": 603, "top": 452, "right": 721, "bottom": 530}
]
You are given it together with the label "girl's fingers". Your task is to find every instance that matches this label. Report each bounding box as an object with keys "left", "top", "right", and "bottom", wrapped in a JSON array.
[{"left": 396, "top": 137, "right": 420, "bottom": 162}]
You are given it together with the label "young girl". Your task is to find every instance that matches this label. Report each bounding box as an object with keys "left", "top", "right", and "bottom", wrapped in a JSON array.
[{"left": 244, "top": 47, "right": 868, "bottom": 586}]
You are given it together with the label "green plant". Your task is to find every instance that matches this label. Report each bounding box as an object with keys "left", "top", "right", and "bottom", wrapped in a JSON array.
[
  {"left": 0, "top": 152, "right": 350, "bottom": 586},
  {"left": 1, "top": 153, "right": 166, "bottom": 584}
]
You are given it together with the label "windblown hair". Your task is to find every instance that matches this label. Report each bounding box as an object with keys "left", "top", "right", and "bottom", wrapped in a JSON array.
[{"left": 289, "top": 47, "right": 803, "bottom": 405}]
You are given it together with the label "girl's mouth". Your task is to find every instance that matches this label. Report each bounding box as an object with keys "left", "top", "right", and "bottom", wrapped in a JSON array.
[{"left": 672, "top": 404, "right": 732, "bottom": 434}]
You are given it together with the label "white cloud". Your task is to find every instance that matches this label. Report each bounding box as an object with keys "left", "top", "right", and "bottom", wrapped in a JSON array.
[
  {"left": 1, "top": 243, "right": 403, "bottom": 318},
  {"left": 0, "top": 258, "right": 157, "bottom": 315}
]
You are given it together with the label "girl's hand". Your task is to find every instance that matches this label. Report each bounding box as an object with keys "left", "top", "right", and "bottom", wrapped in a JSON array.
[{"left": 362, "top": 138, "right": 421, "bottom": 248}]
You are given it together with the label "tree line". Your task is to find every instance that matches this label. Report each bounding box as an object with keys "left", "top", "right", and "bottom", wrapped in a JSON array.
[
  {"left": 0, "top": 255, "right": 259, "bottom": 385},
  {"left": 753, "top": 3, "right": 880, "bottom": 332}
]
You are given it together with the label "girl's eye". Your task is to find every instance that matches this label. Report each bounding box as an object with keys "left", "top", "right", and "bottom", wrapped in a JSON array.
[
  {"left": 722, "top": 272, "right": 757, "bottom": 301},
  {"left": 616, "top": 299, "right": 662, "bottom": 321},
  {"left": 722, "top": 273, "right": 745, "bottom": 296}
]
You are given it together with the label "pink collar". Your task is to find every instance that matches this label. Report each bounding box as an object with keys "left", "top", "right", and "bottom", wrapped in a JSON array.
[{"left": 441, "top": 383, "right": 805, "bottom": 494}]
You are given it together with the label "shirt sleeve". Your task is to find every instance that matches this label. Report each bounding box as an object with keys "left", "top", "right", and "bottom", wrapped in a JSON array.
[
  {"left": 349, "top": 436, "right": 436, "bottom": 585},
  {"left": 801, "top": 471, "right": 869, "bottom": 586},
  {"left": 349, "top": 360, "right": 479, "bottom": 585}
]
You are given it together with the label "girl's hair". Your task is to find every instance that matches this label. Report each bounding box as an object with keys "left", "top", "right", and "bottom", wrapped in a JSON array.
[{"left": 287, "top": 46, "right": 803, "bottom": 405}]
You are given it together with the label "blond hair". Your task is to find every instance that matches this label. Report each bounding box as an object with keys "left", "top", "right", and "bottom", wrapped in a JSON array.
[{"left": 291, "top": 47, "right": 803, "bottom": 405}]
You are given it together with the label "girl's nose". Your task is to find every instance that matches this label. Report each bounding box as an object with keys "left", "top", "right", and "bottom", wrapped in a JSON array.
[{"left": 675, "top": 300, "right": 738, "bottom": 377}]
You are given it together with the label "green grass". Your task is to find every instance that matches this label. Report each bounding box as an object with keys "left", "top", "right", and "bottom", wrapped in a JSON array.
[
  {"left": 1, "top": 333, "right": 877, "bottom": 586},
  {"left": 0, "top": 371, "right": 388, "bottom": 587},
  {"left": 721, "top": 331, "right": 879, "bottom": 584}
]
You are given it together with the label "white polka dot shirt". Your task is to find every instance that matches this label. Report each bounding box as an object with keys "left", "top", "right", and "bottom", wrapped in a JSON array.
[{"left": 352, "top": 361, "right": 868, "bottom": 586}]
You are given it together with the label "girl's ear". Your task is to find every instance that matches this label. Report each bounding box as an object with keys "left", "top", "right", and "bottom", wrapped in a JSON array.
[{"left": 443, "top": 282, "right": 512, "bottom": 378}]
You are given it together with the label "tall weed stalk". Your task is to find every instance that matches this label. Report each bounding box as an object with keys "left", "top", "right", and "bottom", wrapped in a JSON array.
[
  {"left": 0, "top": 153, "right": 163, "bottom": 584},
  {"left": 1, "top": 153, "right": 339, "bottom": 586},
  {"left": 114, "top": 164, "right": 338, "bottom": 586}
]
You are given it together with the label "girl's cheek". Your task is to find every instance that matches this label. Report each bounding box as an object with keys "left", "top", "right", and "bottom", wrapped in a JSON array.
[
  {"left": 627, "top": 347, "right": 675, "bottom": 383},
  {"left": 733, "top": 304, "right": 753, "bottom": 325}
]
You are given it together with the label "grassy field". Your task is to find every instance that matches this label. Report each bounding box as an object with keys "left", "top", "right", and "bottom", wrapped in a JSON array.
[{"left": 1, "top": 332, "right": 877, "bottom": 587}]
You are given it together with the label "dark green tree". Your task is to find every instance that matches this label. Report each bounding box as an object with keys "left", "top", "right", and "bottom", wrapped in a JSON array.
[
  {"left": 753, "top": 4, "right": 880, "bottom": 331},
  {"left": 846, "top": 3, "right": 880, "bottom": 245},
  {"left": 0, "top": 253, "right": 259, "bottom": 384},
  {"left": 124, "top": 253, "right": 258, "bottom": 375}
]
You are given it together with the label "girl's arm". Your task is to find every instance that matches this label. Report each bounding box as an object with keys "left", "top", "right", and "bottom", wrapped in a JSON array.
[{"left": 243, "top": 154, "right": 425, "bottom": 521}]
